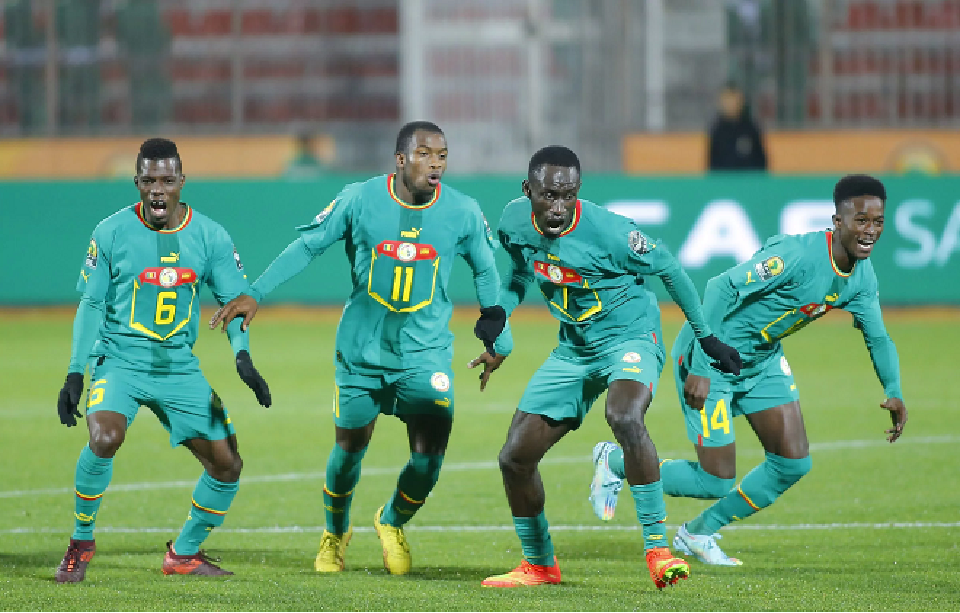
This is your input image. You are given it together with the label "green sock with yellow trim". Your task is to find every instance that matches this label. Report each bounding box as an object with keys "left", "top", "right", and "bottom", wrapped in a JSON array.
[
  {"left": 630, "top": 482, "right": 669, "bottom": 551},
  {"left": 324, "top": 444, "right": 367, "bottom": 534},
  {"left": 380, "top": 452, "right": 443, "bottom": 528},
  {"left": 173, "top": 471, "right": 238, "bottom": 555},
  {"left": 72, "top": 444, "right": 113, "bottom": 540}
]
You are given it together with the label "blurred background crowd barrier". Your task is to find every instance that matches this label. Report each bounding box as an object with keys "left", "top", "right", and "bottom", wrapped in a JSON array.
[{"left": 1, "top": 0, "right": 959, "bottom": 175}]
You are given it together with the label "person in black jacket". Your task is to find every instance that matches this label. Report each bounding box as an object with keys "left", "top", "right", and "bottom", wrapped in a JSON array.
[{"left": 707, "top": 83, "right": 768, "bottom": 172}]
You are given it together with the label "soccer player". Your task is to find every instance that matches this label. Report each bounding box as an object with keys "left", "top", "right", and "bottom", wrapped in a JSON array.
[
  {"left": 470, "top": 146, "right": 741, "bottom": 589},
  {"left": 589, "top": 174, "right": 908, "bottom": 566},
  {"left": 209, "top": 121, "right": 508, "bottom": 575},
  {"left": 54, "top": 138, "right": 272, "bottom": 583}
]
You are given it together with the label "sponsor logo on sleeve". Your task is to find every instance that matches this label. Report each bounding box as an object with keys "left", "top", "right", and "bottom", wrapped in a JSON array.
[
  {"left": 629, "top": 230, "right": 650, "bottom": 255},
  {"left": 233, "top": 247, "right": 244, "bottom": 271},
  {"left": 85, "top": 239, "right": 98, "bottom": 268},
  {"left": 755, "top": 255, "right": 785, "bottom": 281}
]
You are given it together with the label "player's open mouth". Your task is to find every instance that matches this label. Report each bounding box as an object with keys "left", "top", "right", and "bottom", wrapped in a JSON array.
[
  {"left": 426, "top": 173, "right": 440, "bottom": 187},
  {"left": 149, "top": 201, "right": 167, "bottom": 215},
  {"left": 857, "top": 237, "right": 875, "bottom": 252}
]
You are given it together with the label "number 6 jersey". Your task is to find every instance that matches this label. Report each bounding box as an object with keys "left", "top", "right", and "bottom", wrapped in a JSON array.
[
  {"left": 248, "top": 174, "right": 503, "bottom": 373},
  {"left": 75, "top": 203, "right": 251, "bottom": 373}
]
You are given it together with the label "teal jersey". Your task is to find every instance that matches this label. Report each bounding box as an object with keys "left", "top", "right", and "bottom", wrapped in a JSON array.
[
  {"left": 74, "top": 203, "right": 250, "bottom": 373},
  {"left": 495, "top": 197, "right": 711, "bottom": 359},
  {"left": 680, "top": 230, "right": 900, "bottom": 397},
  {"left": 252, "top": 174, "right": 500, "bottom": 372}
]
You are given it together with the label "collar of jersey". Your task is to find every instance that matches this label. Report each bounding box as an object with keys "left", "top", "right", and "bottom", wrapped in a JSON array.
[
  {"left": 825, "top": 230, "right": 854, "bottom": 277},
  {"left": 136, "top": 202, "right": 192, "bottom": 233},
  {"left": 387, "top": 173, "right": 440, "bottom": 209},
  {"left": 531, "top": 200, "right": 582, "bottom": 237}
]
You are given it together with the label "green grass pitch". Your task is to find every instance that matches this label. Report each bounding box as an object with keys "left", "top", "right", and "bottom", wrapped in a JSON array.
[{"left": 1, "top": 307, "right": 958, "bottom": 611}]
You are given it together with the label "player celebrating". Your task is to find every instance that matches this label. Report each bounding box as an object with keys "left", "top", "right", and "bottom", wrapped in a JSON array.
[
  {"left": 209, "top": 121, "right": 508, "bottom": 575},
  {"left": 54, "top": 138, "right": 272, "bottom": 583},
  {"left": 470, "top": 146, "right": 741, "bottom": 589},
  {"left": 588, "top": 174, "right": 908, "bottom": 566}
]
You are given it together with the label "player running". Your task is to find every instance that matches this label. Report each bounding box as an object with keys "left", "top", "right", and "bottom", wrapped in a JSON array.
[
  {"left": 588, "top": 174, "right": 908, "bottom": 566},
  {"left": 469, "top": 146, "right": 741, "bottom": 589},
  {"left": 209, "top": 121, "right": 508, "bottom": 575},
  {"left": 54, "top": 138, "right": 272, "bottom": 583}
]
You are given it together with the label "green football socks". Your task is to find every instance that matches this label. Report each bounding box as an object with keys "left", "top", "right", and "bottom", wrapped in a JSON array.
[
  {"left": 513, "top": 511, "right": 555, "bottom": 566},
  {"left": 630, "top": 482, "right": 669, "bottom": 551},
  {"left": 323, "top": 444, "right": 367, "bottom": 534},
  {"left": 688, "top": 452, "right": 812, "bottom": 535},
  {"left": 660, "top": 459, "right": 736, "bottom": 499},
  {"left": 380, "top": 452, "right": 443, "bottom": 527},
  {"left": 72, "top": 444, "right": 113, "bottom": 540},
  {"left": 173, "top": 471, "right": 238, "bottom": 555}
]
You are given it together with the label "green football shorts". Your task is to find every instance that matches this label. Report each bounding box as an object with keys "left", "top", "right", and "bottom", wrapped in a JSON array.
[
  {"left": 673, "top": 347, "right": 800, "bottom": 447},
  {"left": 86, "top": 357, "right": 235, "bottom": 448},
  {"left": 517, "top": 339, "right": 665, "bottom": 429},
  {"left": 333, "top": 356, "right": 455, "bottom": 429}
]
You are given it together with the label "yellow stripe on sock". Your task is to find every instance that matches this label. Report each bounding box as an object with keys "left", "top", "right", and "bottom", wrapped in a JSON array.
[
  {"left": 323, "top": 484, "right": 354, "bottom": 498},
  {"left": 75, "top": 490, "right": 104, "bottom": 501},
  {"left": 737, "top": 485, "right": 761, "bottom": 511},
  {"left": 192, "top": 498, "right": 228, "bottom": 515},
  {"left": 399, "top": 489, "right": 425, "bottom": 505}
]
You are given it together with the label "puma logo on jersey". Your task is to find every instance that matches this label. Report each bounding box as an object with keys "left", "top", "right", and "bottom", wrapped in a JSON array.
[
  {"left": 160, "top": 252, "right": 180, "bottom": 263},
  {"left": 546, "top": 253, "right": 560, "bottom": 261},
  {"left": 825, "top": 293, "right": 839, "bottom": 302},
  {"left": 400, "top": 227, "right": 422, "bottom": 238}
]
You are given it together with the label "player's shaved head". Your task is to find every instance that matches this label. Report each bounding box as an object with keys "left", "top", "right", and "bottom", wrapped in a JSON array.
[
  {"left": 528, "top": 146, "right": 580, "bottom": 181},
  {"left": 833, "top": 174, "right": 886, "bottom": 211},
  {"left": 137, "top": 138, "right": 182, "bottom": 174},
  {"left": 395, "top": 121, "right": 444, "bottom": 154}
]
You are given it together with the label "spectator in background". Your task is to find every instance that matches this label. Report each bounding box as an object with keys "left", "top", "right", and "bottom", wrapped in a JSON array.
[
  {"left": 284, "top": 132, "right": 327, "bottom": 180},
  {"left": 56, "top": 0, "right": 101, "bottom": 131},
  {"left": 5, "top": 0, "right": 47, "bottom": 134},
  {"left": 707, "top": 83, "right": 768, "bottom": 172}
]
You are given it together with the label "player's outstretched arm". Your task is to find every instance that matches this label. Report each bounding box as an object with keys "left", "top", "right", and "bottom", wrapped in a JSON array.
[
  {"left": 58, "top": 296, "right": 106, "bottom": 427},
  {"left": 210, "top": 294, "right": 259, "bottom": 332},
  {"left": 235, "top": 349, "right": 272, "bottom": 407}
]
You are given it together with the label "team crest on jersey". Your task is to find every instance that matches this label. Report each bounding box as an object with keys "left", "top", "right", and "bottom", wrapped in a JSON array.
[
  {"left": 755, "top": 256, "right": 785, "bottom": 281},
  {"left": 85, "top": 239, "right": 98, "bottom": 268},
  {"left": 314, "top": 200, "right": 336, "bottom": 224},
  {"left": 430, "top": 372, "right": 450, "bottom": 392},
  {"left": 233, "top": 247, "right": 244, "bottom": 271},
  {"left": 533, "top": 261, "right": 583, "bottom": 285},
  {"left": 621, "top": 352, "right": 642, "bottom": 363},
  {"left": 396, "top": 242, "right": 418, "bottom": 262},
  {"left": 629, "top": 230, "right": 651, "bottom": 255},
  {"left": 483, "top": 215, "right": 495, "bottom": 247},
  {"left": 780, "top": 355, "right": 792, "bottom": 376},
  {"left": 158, "top": 267, "right": 180, "bottom": 288}
]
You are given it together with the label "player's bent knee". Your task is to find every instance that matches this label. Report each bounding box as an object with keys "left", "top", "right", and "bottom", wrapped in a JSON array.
[
  {"left": 604, "top": 409, "right": 646, "bottom": 440},
  {"left": 89, "top": 428, "right": 125, "bottom": 457},
  {"left": 210, "top": 453, "right": 243, "bottom": 483},
  {"left": 497, "top": 446, "right": 532, "bottom": 478}
]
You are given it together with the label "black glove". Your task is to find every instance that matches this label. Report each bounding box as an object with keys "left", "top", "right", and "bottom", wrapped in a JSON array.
[
  {"left": 474, "top": 305, "right": 507, "bottom": 356},
  {"left": 236, "top": 350, "right": 272, "bottom": 408},
  {"left": 698, "top": 335, "right": 742, "bottom": 376},
  {"left": 57, "top": 372, "right": 85, "bottom": 427}
]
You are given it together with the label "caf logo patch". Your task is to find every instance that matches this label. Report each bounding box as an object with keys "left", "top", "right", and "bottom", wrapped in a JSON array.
[
  {"left": 85, "top": 239, "right": 98, "bottom": 268},
  {"left": 780, "top": 355, "right": 792, "bottom": 376},
  {"left": 430, "top": 372, "right": 450, "bottom": 392},
  {"left": 621, "top": 352, "right": 642, "bottom": 363},
  {"left": 313, "top": 201, "right": 336, "bottom": 224},
  {"left": 755, "top": 256, "right": 785, "bottom": 281},
  {"left": 628, "top": 230, "right": 650, "bottom": 255}
]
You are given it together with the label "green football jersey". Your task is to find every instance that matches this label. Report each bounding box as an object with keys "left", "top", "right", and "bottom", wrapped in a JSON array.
[
  {"left": 252, "top": 173, "right": 500, "bottom": 372},
  {"left": 680, "top": 230, "right": 891, "bottom": 379},
  {"left": 495, "top": 197, "right": 710, "bottom": 359},
  {"left": 75, "top": 203, "right": 250, "bottom": 373}
]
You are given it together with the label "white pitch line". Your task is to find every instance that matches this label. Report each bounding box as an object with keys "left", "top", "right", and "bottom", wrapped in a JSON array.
[
  {"left": 1, "top": 435, "right": 957, "bottom": 500},
  {"left": 2, "top": 521, "right": 959, "bottom": 536}
]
